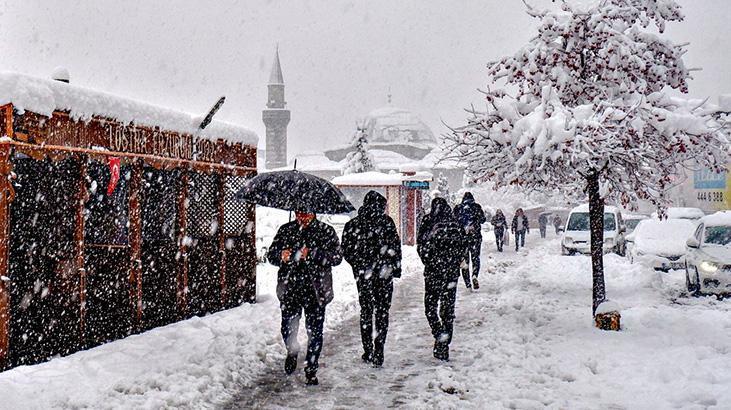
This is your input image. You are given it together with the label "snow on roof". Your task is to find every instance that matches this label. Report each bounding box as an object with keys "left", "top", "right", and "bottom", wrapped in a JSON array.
[
  {"left": 0, "top": 72, "right": 258, "bottom": 146},
  {"left": 364, "top": 105, "right": 437, "bottom": 145},
  {"left": 570, "top": 203, "right": 620, "bottom": 213},
  {"left": 651, "top": 207, "right": 706, "bottom": 220},
  {"left": 283, "top": 151, "right": 341, "bottom": 171},
  {"left": 332, "top": 170, "right": 432, "bottom": 186},
  {"left": 701, "top": 211, "right": 731, "bottom": 226},
  {"left": 332, "top": 171, "right": 403, "bottom": 186}
]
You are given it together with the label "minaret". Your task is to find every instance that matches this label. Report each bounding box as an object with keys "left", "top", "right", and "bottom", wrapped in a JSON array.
[{"left": 262, "top": 46, "right": 291, "bottom": 170}]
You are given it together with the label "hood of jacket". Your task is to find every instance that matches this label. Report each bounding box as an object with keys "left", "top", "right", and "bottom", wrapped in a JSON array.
[
  {"left": 430, "top": 197, "right": 454, "bottom": 221},
  {"left": 462, "top": 192, "right": 475, "bottom": 204},
  {"left": 359, "top": 190, "right": 387, "bottom": 217}
]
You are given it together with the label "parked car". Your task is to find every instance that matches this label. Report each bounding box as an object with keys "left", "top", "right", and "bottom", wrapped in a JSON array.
[
  {"left": 622, "top": 213, "right": 649, "bottom": 234},
  {"left": 685, "top": 211, "right": 731, "bottom": 294},
  {"left": 561, "top": 204, "right": 627, "bottom": 256},
  {"left": 652, "top": 207, "right": 705, "bottom": 220},
  {"left": 626, "top": 219, "right": 695, "bottom": 271}
]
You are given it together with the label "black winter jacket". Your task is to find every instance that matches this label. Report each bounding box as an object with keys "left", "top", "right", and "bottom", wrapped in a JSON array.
[
  {"left": 417, "top": 198, "right": 467, "bottom": 278},
  {"left": 267, "top": 219, "right": 343, "bottom": 306},
  {"left": 453, "top": 192, "right": 486, "bottom": 237},
  {"left": 511, "top": 214, "right": 530, "bottom": 234},
  {"left": 342, "top": 191, "right": 402, "bottom": 280}
]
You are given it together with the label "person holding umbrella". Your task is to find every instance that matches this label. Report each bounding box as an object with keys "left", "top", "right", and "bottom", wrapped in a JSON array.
[
  {"left": 342, "top": 191, "right": 401, "bottom": 367},
  {"left": 238, "top": 170, "right": 353, "bottom": 386}
]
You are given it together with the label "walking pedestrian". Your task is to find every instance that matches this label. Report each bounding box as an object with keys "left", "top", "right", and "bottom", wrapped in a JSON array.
[
  {"left": 342, "top": 191, "right": 401, "bottom": 367},
  {"left": 511, "top": 208, "right": 529, "bottom": 251},
  {"left": 417, "top": 198, "right": 467, "bottom": 361},
  {"left": 491, "top": 209, "right": 508, "bottom": 252},
  {"left": 538, "top": 213, "right": 548, "bottom": 239},
  {"left": 267, "top": 211, "right": 343, "bottom": 386},
  {"left": 453, "top": 192, "right": 486, "bottom": 290},
  {"left": 553, "top": 214, "right": 563, "bottom": 235}
]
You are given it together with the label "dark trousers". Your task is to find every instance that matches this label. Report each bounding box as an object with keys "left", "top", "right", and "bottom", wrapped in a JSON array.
[
  {"left": 539, "top": 226, "right": 546, "bottom": 238},
  {"left": 515, "top": 230, "right": 526, "bottom": 251},
  {"left": 281, "top": 297, "right": 326, "bottom": 376},
  {"left": 461, "top": 236, "right": 482, "bottom": 287},
  {"left": 494, "top": 227, "right": 505, "bottom": 252},
  {"left": 424, "top": 271, "right": 458, "bottom": 345},
  {"left": 355, "top": 273, "right": 394, "bottom": 359}
]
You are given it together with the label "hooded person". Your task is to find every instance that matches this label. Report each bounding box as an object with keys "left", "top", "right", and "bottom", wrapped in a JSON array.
[
  {"left": 267, "top": 211, "right": 343, "bottom": 386},
  {"left": 453, "top": 192, "right": 487, "bottom": 290},
  {"left": 491, "top": 209, "right": 508, "bottom": 252},
  {"left": 417, "top": 197, "right": 467, "bottom": 361},
  {"left": 342, "top": 191, "right": 402, "bottom": 367}
]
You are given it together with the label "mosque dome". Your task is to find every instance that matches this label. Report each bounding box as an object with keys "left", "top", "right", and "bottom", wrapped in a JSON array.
[{"left": 363, "top": 106, "right": 436, "bottom": 146}]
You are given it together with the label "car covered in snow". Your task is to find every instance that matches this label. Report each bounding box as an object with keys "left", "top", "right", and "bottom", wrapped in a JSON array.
[
  {"left": 622, "top": 213, "right": 649, "bottom": 234},
  {"left": 626, "top": 219, "right": 695, "bottom": 271},
  {"left": 652, "top": 207, "right": 705, "bottom": 220},
  {"left": 561, "top": 204, "right": 626, "bottom": 256},
  {"left": 685, "top": 211, "right": 731, "bottom": 294}
]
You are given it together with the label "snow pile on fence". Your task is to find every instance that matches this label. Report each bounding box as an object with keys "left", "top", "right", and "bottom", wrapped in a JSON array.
[{"left": 0, "top": 72, "right": 258, "bottom": 146}]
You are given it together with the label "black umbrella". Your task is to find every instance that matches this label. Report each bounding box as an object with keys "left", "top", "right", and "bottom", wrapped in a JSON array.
[{"left": 236, "top": 170, "right": 355, "bottom": 214}]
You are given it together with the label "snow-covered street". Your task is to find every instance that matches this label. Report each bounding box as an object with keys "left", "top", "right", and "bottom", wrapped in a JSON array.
[
  {"left": 225, "top": 232, "right": 731, "bottom": 409},
  {"left": 4, "top": 229, "right": 730, "bottom": 409}
]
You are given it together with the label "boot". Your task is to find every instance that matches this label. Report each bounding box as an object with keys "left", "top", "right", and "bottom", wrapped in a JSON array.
[
  {"left": 305, "top": 370, "right": 319, "bottom": 386},
  {"left": 371, "top": 343, "right": 384, "bottom": 367},
  {"left": 361, "top": 350, "right": 372, "bottom": 364},
  {"left": 472, "top": 276, "right": 480, "bottom": 290},
  {"left": 284, "top": 353, "right": 298, "bottom": 375}
]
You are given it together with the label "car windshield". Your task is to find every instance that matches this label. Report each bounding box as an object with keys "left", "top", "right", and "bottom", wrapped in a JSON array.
[
  {"left": 625, "top": 219, "right": 642, "bottom": 230},
  {"left": 566, "top": 212, "right": 616, "bottom": 232},
  {"left": 704, "top": 226, "right": 731, "bottom": 246}
]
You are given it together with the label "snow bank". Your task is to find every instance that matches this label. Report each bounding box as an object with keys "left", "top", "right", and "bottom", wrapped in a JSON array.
[{"left": 0, "top": 72, "right": 258, "bottom": 146}]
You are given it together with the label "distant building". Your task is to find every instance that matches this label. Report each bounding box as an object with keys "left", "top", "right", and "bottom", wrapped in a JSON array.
[{"left": 262, "top": 47, "right": 290, "bottom": 170}]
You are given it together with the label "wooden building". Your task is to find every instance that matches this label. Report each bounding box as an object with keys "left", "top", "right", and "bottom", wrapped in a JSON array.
[{"left": 0, "top": 73, "right": 258, "bottom": 370}]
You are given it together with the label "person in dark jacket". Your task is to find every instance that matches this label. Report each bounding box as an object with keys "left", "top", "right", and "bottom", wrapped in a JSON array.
[
  {"left": 417, "top": 197, "right": 467, "bottom": 361},
  {"left": 511, "top": 208, "right": 529, "bottom": 251},
  {"left": 491, "top": 209, "right": 508, "bottom": 252},
  {"left": 453, "top": 192, "right": 486, "bottom": 290},
  {"left": 553, "top": 214, "right": 563, "bottom": 235},
  {"left": 342, "top": 191, "right": 401, "bottom": 367},
  {"left": 538, "top": 213, "right": 548, "bottom": 239},
  {"left": 267, "top": 211, "right": 343, "bottom": 386}
]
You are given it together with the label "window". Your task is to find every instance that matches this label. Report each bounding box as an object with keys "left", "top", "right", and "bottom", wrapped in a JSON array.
[
  {"left": 704, "top": 226, "right": 731, "bottom": 246},
  {"left": 566, "top": 212, "right": 616, "bottom": 232}
]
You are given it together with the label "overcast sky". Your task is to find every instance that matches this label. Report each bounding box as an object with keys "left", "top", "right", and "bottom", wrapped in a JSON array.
[{"left": 0, "top": 0, "right": 728, "bottom": 155}]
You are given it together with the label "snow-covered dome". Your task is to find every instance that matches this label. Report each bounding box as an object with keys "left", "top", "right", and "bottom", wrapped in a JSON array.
[{"left": 363, "top": 106, "right": 436, "bottom": 146}]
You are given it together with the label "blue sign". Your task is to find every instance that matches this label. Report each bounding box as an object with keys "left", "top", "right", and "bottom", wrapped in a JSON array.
[
  {"left": 403, "top": 181, "right": 429, "bottom": 190},
  {"left": 694, "top": 168, "right": 726, "bottom": 189}
]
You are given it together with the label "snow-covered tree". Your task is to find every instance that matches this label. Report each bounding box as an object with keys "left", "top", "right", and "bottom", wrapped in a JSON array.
[
  {"left": 342, "top": 124, "right": 376, "bottom": 175},
  {"left": 444, "top": 0, "right": 729, "bottom": 321},
  {"left": 430, "top": 172, "right": 455, "bottom": 205}
]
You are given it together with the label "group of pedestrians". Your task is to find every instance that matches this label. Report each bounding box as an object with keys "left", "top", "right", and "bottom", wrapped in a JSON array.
[
  {"left": 266, "top": 189, "right": 540, "bottom": 386},
  {"left": 490, "top": 207, "right": 530, "bottom": 252}
]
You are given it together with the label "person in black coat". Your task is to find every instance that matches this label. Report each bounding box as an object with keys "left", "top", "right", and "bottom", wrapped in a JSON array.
[
  {"left": 453, "top": 192, "right": 486, "bottom": 290},
  {"left": 342, "top": 191, "right": 401, "bottom": 367},
  {"left": 511, "top": 208, "right": 530, "bottom": 251},
  {"left": 267, "top": 211, "right": 343, "bottom": 386},
  {"left": 538, "top": 213, "right": 548, "bottom": 239},
  {"left": 417, "top": 197, "right": 467, "bottom": 361},
  {"left": 491, "top": 209, "right": 508, "bottom": 252}
]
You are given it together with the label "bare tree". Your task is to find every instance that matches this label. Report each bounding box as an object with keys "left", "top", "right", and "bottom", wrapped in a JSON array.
[{"left": 443, "top": 0, "right": 729, "bottom": 322}]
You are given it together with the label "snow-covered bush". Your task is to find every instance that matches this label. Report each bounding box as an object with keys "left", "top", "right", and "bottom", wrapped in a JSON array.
[{"left": 444, "top": 0, "right": 730, "bottom": 317}]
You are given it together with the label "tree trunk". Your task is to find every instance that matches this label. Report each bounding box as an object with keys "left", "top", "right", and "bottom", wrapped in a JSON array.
[{"left": 586, "top": 173, "right": 606, "bottom": 315}]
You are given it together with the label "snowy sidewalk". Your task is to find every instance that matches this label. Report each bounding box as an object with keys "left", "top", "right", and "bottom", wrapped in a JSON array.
[{"left": 225, "top": 233, "right": 731, "bottom": 409}]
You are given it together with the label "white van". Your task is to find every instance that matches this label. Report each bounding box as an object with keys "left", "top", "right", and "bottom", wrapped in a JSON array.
[{"left": 561, "top": 204, "right": 627, "bottom": 256}]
